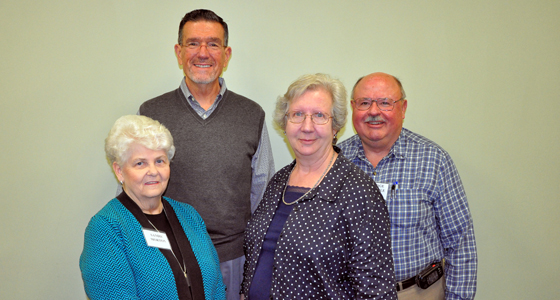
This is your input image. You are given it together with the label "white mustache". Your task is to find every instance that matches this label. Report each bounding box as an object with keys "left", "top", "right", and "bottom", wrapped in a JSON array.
[{"left": 365, "top": 116, "right": 385, "bottom": 123}]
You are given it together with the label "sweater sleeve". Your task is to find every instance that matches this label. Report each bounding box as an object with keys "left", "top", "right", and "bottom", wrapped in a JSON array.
[{"left": 79, "top": 215, "right": 140, "bottom": 300}]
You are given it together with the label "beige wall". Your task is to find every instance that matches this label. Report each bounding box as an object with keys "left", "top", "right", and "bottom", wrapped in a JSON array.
[{"left": 1, "top": 1, "right": 558, "bottom": 299}]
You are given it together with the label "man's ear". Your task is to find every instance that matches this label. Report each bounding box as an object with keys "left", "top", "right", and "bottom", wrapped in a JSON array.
[
  {"left": 223, "top": 46, "right": 232, "bottom": 70},
  {"left": 174, "top": 44, "right": 184, "bottom": 67}
]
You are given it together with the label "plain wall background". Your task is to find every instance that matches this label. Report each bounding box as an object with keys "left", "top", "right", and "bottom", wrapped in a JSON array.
[{"left": 1, "top": 1, "right": 559, "bottom": 299}]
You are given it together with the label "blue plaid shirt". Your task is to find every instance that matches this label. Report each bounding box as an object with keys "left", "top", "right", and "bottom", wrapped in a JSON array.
[{"left": 338, "top": 128, "right": 477, "bottom": 300}]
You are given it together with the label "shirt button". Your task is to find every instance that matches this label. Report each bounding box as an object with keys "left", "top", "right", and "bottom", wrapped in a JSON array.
[{"left": 294, "top": 206, "right": 298, "bottom": 211}]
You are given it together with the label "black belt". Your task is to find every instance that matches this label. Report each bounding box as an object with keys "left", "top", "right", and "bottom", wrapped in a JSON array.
[
  {"left": 396, "top": 260, "right": 444, "bottom": 292},
  {"left": 396, "top": 276, "right": 417, "bottom": 292}
]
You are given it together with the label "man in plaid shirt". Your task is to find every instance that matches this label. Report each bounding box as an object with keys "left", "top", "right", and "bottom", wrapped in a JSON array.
[{"left": 338, "top": 72, "right": 477, "bottom": 300}]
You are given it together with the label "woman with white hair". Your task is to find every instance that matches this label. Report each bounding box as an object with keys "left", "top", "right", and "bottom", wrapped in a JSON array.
[
  {"left": 80, "top": 115, "right": 225, "bottom": 300},
  {"left": 241, "top": 74, "right": 397, "bottom": 299}
]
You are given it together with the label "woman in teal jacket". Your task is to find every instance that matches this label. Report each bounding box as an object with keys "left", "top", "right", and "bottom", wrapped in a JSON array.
[{"left": 80, "top": 115, "right": 225, "bottom": 300}]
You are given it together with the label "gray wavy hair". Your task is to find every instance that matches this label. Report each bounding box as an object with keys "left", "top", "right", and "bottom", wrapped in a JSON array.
[{"left": 273, "top": 73, "right": 348, "bottom": 135}]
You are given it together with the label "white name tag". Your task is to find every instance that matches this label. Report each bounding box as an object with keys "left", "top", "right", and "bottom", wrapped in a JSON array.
[
  {"left": 142, "top": 228, "right": 171, "bottom": 250},
  {"left": 377, "top": 183, "right": 389, "bottom": 201}
]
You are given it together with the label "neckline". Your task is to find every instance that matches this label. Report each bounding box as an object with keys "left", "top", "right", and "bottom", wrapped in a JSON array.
[{"left": 282, "top": 151, "right": 336, "bottom": 206}]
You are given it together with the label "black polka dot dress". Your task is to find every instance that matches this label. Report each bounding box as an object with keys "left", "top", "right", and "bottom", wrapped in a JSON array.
[{"left": 242, "top": 148, "right": 397, "bottom": 299}]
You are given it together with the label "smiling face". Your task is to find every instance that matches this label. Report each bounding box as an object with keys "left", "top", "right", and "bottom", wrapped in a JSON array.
[
  {"left": 174, "top": 21, "right": 232, "bottom": 89},
  {"left": 285, "top": 88, "right": 336, "bottom": 161},
  {"left": 351, "top": 73, "right": 407, "bottom": 152},
  {"left": 113, "top": 143, "right": 170, "bottom": 207}
]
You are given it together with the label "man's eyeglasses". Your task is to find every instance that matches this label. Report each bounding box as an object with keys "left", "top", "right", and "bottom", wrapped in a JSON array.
[
  {"left": 285, "top": 111, "right": 332, "bottom": 125},
  {"left": 352, "top": 98, "right": 404, "bottom": 111},
  {"left": 181, "top": 41, "right": 225, "bottom": 52}
]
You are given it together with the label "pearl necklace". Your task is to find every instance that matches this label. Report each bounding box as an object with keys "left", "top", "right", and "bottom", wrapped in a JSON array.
[{"left": 282, "top": 151, "right": 336, "bottom": 206}]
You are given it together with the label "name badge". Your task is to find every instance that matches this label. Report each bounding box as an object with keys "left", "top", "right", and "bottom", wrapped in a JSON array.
[
  {"left": 376, "top": 183, "right": 389, "bottom": 200},
  {"left": 142, "top": 228, "right": 171, "bottom": 250}
]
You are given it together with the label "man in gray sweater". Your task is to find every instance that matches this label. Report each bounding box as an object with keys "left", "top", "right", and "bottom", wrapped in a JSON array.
[{"left": 139, "top": 9, "right": 274, "bottom": 300}]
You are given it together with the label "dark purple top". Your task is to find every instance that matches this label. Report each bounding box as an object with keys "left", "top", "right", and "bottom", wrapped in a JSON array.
[{"left": 248, "top": 186, "right": 309, "bottom": 299}]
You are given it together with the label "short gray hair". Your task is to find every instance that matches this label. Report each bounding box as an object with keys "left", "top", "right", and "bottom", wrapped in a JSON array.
[
  {"left": 273, "top": 73, "right": 348, "bottom": 133},
  {"left": 105, "top": 115, "right": 175, "bottom": 166}
]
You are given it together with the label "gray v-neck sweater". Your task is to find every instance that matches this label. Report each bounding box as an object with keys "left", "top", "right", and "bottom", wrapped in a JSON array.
[{"left": 140, "top": 88, "right": 265, "bottom": 261}]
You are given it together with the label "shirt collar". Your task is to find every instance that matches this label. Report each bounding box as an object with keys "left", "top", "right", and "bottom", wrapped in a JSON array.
[
  {"left": 389, "top": 128, "right": 409, "bottom": 159},
  {"left": 179, "top": 77, "right": 227, "bottom": 106},
  {"left": 341, "top": 135, "right": 363, "bottom": 161},
  {"left": 390, "top": 128, "right": 408, "bottom": 160},
  {"left": 346, "top": 129, "right": 408, "bottom": 162}
]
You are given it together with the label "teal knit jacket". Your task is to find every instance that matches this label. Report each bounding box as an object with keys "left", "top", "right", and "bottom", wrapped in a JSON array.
[{"left": 80, "top": 197, "right": 226, "bottom": 299}]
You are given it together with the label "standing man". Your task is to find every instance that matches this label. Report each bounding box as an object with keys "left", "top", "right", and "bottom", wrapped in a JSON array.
[
  {"left": 139, "top": 9, "right": 274, "bottom": 300},
  {"left": 338, "top": 72, "right": 477, "bottom": 300}
]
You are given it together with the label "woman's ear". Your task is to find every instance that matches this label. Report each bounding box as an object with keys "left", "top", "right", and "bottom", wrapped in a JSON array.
[{"left": 113, "top": 162, "right": 124, "bottom": 183}]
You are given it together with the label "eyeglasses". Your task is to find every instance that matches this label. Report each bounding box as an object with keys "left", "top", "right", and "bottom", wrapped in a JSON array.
[
  {"left": 181, "top": 41, "right": 225, "bottom": 52},
  {"left": 352, "top": 98, "right": 404, "bottom": 111},
  {"left": 285, "top": 111, "right": 332, "bottom": 125}
]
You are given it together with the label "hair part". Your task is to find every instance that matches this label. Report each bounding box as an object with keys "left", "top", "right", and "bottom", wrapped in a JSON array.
[
  {"left": 178, "top": 9, "right": 229, "bottom": 46},
  {"left": 273, "top": 73, "right": 348, "bottom": 138},
  {"left": 105, "top": 115, "right": 175, "bottom": 166}
]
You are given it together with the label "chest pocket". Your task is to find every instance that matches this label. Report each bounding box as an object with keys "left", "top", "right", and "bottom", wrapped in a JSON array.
[{"left": 387, "top": 188, "right": 433, "bottom": 229}]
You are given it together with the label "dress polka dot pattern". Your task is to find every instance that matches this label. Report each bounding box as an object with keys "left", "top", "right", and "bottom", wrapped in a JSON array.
[{"left": 242, "top": 151, "right": 397, "bottom": 299}]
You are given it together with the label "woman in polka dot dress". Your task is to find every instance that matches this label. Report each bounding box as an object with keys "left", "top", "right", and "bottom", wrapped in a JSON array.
[{"left": 241, "top": 74, "right": 397, "bottom": 299}]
